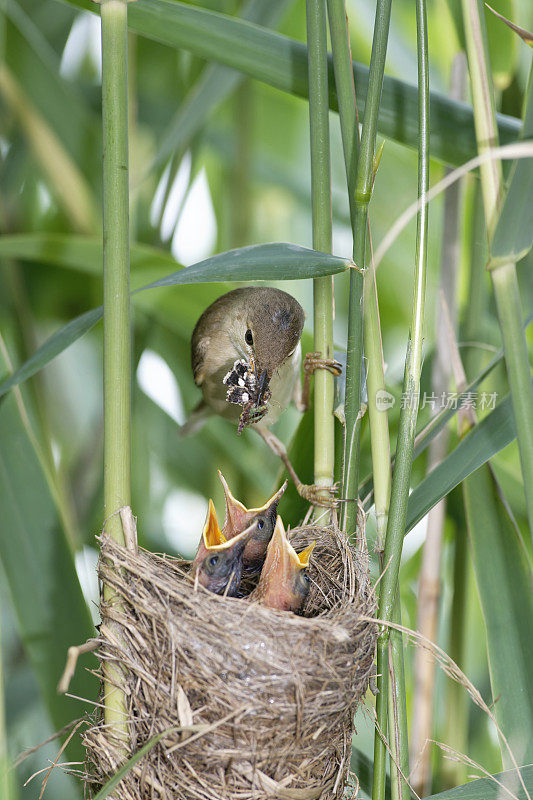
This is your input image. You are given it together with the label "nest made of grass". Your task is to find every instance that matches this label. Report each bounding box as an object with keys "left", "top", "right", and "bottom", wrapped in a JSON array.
[{"left": 83, "top": 524, "right": 377, "bottom": 800}]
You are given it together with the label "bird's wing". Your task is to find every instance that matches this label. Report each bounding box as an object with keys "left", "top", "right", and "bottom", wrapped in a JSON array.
[{"left": 191, "top": 335, "right": 210, "bottom": 386}]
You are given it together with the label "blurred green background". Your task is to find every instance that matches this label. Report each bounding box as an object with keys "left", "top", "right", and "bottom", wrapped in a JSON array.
[{"left": 0, "top": 0, "right": 532, "bottom": 797}]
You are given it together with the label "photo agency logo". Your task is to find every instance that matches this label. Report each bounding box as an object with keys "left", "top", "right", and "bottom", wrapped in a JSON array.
[
  {"left": 375, "top": 390, "right": 396, "bottom": 411},
  {"left": 374, "top": 389, "right": 499, "bottom": 412}
]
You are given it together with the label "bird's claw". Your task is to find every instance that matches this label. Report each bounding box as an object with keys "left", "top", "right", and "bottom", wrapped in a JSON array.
[
  {"left": 303, "top": 352, "right": 343, "bottom": 377},
  {"left": 297, "top": 482, "right": 339, "bottom": 509}
]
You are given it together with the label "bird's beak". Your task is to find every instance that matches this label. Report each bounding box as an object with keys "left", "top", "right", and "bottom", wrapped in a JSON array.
[
  {"left": 254, "top": 517, "right": 315, "bottom": 610},
  {"left": 218, "top": 471, "right": 288, "bottom": 537},
  {"left": 218, "top": 471, "right": 249, "bottom": 536},
  {"left": 202, "top": 498, "right": 226, "bottom": 549},
  {"left": 262, "top": 480, "right": 289, "bottom": 515},
  {"left": 256, "top": 368, "right": 270, "bottom": 407},
  {"left": 295, "top": 540, "right": 315, "bottom": 568},
  {"left": 264, "top": 516, "right": 309, "bottom": 577}
]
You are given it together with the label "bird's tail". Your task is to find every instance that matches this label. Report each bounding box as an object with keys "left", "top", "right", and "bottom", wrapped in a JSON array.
[{"left": 179, "top": 401, "right": 213, "bottom": 437}]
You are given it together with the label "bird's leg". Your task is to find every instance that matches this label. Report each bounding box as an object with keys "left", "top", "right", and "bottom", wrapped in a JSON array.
[
  {"left": 299, "top": 352, "right": 343, "bottom": 412},
  {"left": 256, "top": 427, "right": 338, "bottom": 509}
]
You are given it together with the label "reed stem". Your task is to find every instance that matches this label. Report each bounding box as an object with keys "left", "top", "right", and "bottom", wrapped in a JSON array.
[
  {"left": 326, "top": 0, "right": 392, "bottom": 543},
  {"left": 375, "top": 0, "right": 429, "bottom": 796},
  {"left": 101, "top": 0, "right": 131, "bottom": 752},
  {"left": 306, "top": 0, "right": 335, "bottom": 510},
  {"left": 461, "top": 0, "right": 533, "bottom": 540},
  {"left": 326, "top": 2, "right": 400, "bottom": 796}
]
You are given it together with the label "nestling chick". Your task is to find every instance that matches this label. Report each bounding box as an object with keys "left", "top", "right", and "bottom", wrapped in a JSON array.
[
  {"left": 251, "top": 516, "right": 315, "bottom": 613},
  {"left": 184, "top": 287, "right": 338, "bottom": 507},
  {"left": 218, "top": 470, "right": 287, "bottom": 573},
  {"left": 191, "top": 500, "right": 250, "bottom": 596}
]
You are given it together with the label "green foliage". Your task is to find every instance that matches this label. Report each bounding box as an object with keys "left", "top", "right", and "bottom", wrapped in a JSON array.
[
  {"left": 406, "top": 387, "right": 526, "bottom": 534},
  {"left": 426, "top": 765, "right": 533, "bottom": 799},
  {"left": 0, "top": 0, "right": 532, "bottom": 797},
  {"left": 0, "top": 392, "right": 96, "bottom": 764},
  {"left": 463, "top": 464, "right": 533, "bottom": 767},
  {"left": 61, "top": 0, "right": 521, "bottom": 166},
  {"left": 490, "top": 65, "right": 533, "bottom": 265}
]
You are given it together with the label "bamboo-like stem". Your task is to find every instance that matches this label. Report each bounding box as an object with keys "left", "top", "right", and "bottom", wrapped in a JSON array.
[
  {"left": 364, "top": 265, "right": 391, "bottom": 549},
  {"left": 410, "top": 54, "right": 466, "bottom": 797},
  {"left": 387, "top": 600, "right": 409, "bottom": 800},
  {"left": 375, "top": 0, "right": 429, "bottom": 797},
  {"left": 128, "top": 31, "right": 139, "bottom": 237},
  {"left": 326, "top": 0, "right": 392, "bottom": 543},
  {"left": 101, "top": 0, "right": 131, "bottom": 753},
  {"left": 326, "top": 1, "right": 396, "bottom": 796},
  {"left": 306, "top": 0, "right": 335, "bottom": 511},
  {"left": 461, "top": 0, "right": 533, "bottom": 540}
]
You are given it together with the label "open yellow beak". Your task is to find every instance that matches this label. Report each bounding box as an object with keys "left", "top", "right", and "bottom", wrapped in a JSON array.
[
  {"left": 218, "top": 471, "right": 248, "bottom": 531},
  {"left": 266, "top": 516, "right": 313, "bottom": 573},
  {"left": 218, "top": 470, "right": 288, "bottom": 537},
  {"left": 296, "top": 540, "right": 315, "bottom": 568},
  {"left": 202, "top": 499, "right": 226, "bottom": 549}
]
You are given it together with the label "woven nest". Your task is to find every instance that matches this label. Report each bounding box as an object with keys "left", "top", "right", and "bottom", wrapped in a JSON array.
[{"left": 83, "top": 523, "right": 377, "bottom": 799}]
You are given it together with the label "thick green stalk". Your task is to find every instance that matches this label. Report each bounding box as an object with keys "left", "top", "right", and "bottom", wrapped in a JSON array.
[
  {"left": 461, "top": 0, "right": 533, "bottom": 539},
  {"left": 326, "top": 1, "right": 398, "bottom": 796},
  {"left": 101, "top": 0, "right": 131, "bottom": 751},
  {"left": 326, "top": 0, "right": 363, "bottom": 538},
  {"left": 306, "top": 0, "right": 335, "bottom": 509},
  {"left": 364, "top": 267, "right": 391, "bottom": 549},
  {"left": 326, "top": 0, "right": 392, "bottom": 539},
  {"left": 375, "top": 1, "right": 429, "bottom": 799}
]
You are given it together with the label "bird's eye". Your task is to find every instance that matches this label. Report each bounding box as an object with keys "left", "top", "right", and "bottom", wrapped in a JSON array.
[
  {"left": 257, "top": 518, "right": 265, "bottom": 530},
  {"left": 245, "top": 329, "right": 253, "bottom": 346},
  {"left": 209, "top": 555, "right": 219, "bottom": 567}
]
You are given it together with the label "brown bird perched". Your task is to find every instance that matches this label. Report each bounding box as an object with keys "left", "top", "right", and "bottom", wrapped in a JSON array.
[
  {"left": 251, "top": 516, "right": 315, "bottom": 613},
  {"left": 183, "top": 287, "right": 341, "bottom": 506},
  {"left": 218, "top": 471, "right": 287, "bottom": 573},
  {"left": 191, "top": 499, "right": 251, "bottom": 596}
]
